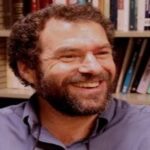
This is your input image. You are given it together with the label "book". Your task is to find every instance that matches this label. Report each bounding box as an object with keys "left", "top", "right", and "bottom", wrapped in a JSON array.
[
  {"left": 137, "top": 0, "right": 146, "bottom": 31},
  {"left": 91, "top": 0, "right": 99, "bottom": 8},
  {"left": 39, "top": 0, "right": 53, "bottom": 9},
  {"left": 13, "top": 0, "right": 24, "bottom": 23},
  {"left": 121, "top": 39, "right": 144, "bottom": 93},
  {"left": 110, "top": 0, "right": 117, "bottom": 29},
  {"left": 131, "top": 40, "right": 150, "bottom": 93},
  {"left": 104, "top": 0, "right": 110, "bottom": 19},
  {"left": 129, "top": 39, "right": 148, "bottom": 92},
  {"left": 31, "top": 0, "right": 40, "bottom": 12},
  {"left": 0, "top": 0, "right": 4, "bottom": 29},
  {"left": 2, "top": 0, "right": 13, "bottom": 29},
  {"left": 113, "top": 38, "right": 129, "bottom": 92},
  {"left": 147, "top": 83, "right": 150, "bottom": 94},
  {"left": 117, "top": 0, "right": 130, "bottom": 31},
  {"left": 53, "top": 0, "right": 66, "bottom": 4},
  {"left": 115, "top": 38, "right": 134, "bottom": 93},
  {"left": 129, "top": 0, "right": 137, "bottom": 30},
  {"left": 23, "top": 0, "right": 32, "bottom": 16},
  {"left": 98, "top": 0, "right": 105, "bottom": 14},
  {"left": 137, "top": 57, "right": 150, "bottom": 94},
  {"left": 144, "top": 0, "right": 150, "bottom": 30},
  {"left": 77, "top": 0, "right": 89, "bottom": 5}
]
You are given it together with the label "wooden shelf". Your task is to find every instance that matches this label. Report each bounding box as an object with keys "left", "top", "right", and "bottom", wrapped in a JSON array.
[
  {"left": 113, "top": 93, "right": 150, "bottom": 105},
  {"left": 115, "top": 31, "right": 150, "bottom": 38},
  {"left": 0, "top": 30, "right": 150, "bottom": 38},
  {"left": 0, "top": 88, "right": 34, "bottom": 99},
  {"left": 0, "top": 30, "right": 11, "bottom": 37}
]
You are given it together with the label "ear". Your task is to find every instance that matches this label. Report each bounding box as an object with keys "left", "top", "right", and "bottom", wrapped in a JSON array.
[{"left": 17, "top": 61, "right": 36, "bottom": 85}]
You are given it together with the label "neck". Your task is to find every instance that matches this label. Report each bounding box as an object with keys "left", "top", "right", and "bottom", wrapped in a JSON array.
[{"left": 38, "top": 97, "right": 98, "bottom": 145}]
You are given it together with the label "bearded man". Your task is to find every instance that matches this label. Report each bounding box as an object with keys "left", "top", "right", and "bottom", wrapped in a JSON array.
[{"left": 0, "top": 4, "right": 150, "bottom": 150}]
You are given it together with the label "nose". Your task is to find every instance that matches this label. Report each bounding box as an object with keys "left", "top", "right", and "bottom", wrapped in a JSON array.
[{"left": 78, "top": 52, "right": 102, "bottom": 75}]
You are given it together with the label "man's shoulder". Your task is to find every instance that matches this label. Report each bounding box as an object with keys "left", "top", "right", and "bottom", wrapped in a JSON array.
[
  {"left": 0, "top": 102, "right": 27, "bottom": 129},
  {"left": 113, "top": 98, "right": 150, "bottom": 128}
]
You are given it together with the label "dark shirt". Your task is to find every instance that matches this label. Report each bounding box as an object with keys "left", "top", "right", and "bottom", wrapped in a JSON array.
[{"left": 0, "top": 94, "right": 150, "bottom": 150}]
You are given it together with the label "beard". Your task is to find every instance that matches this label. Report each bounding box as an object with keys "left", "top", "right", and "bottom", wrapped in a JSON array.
[{"left": 35, "top": 70, "right": 113, "bottom": 117}]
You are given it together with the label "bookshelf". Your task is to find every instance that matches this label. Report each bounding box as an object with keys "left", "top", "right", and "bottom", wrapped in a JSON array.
[
  {"left": 0, "top": 0, "right": 150, "bottom": 105},
  {"left": 0, "top": 30, "right": 149, "bottom": 104}
]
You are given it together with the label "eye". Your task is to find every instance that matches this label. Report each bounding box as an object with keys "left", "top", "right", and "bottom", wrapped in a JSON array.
[
  {"left": 60, "top": 54, "right": 79, "bottom": 62},
  {"left": 95, "top": 49, "right": 112, "bottom": 58}
]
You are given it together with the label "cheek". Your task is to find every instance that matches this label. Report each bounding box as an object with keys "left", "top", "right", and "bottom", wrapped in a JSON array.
[
  {"left": 101, "top": 59, "right": 116, "bottom": 81},
  {"left": 43, "top": 62, "right": 78, "bottom": 83}
]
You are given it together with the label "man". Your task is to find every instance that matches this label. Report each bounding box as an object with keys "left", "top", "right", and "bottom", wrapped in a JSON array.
[{"left": 0, "top": 4, "right": 150, "bottom": 150}]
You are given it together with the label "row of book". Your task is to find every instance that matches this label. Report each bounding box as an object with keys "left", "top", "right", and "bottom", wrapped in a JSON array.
[
  {"left": 0, "top": 37, "right": 33, "bottom": 91},
  {"left": 0, "top": 37, "right": 150, "bottom": 95},
  {"left": 0, "top": 0, "right": 150, "bottom": 31},
  {"left": 114, "top": 38, "right": 150, "bottom": 94},
  {"left": 0, "top": 38, "right": 6, "bottom": 88}
]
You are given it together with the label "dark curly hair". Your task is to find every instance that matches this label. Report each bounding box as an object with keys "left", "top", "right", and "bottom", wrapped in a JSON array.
[{"left": 8, "top": 4, "right": 114, "bottom": 86}]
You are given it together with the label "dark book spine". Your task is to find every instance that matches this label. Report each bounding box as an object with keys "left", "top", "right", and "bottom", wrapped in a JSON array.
[
  {"left": 129, "top": 0, "right": 137, "bottom": 30},
  {"left": 39, "top": 0, "right": 53, "bottom": 9},
  {"left": 2, "top": 0, "right": 13, "bottom": 29},
  {"left": 13, "top": 0, "right": 24, "bottom": 23},
  {"left": 131, "top": 39, "right": 150, "bottom": 93},
  {"left": 110, "top": 0, "right": 117, "bottom": 29},
  {"left": 144, "top": 0, "right": 150, "bottom": 30}
]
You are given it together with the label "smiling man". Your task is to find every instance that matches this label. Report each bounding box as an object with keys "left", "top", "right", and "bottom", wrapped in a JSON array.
[{"left": 0, "top": 4, "right": 150, "bottom": 150}]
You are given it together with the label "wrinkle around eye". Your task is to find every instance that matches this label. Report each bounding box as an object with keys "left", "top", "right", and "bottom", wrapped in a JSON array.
[{"left": 59, "top": 55, "right": 81, "bottom": 63}]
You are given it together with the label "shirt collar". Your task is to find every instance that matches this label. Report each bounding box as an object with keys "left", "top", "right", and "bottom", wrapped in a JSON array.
[
  {"left": 22, "top": 94, "right": 40, "bottom": 137},
  {"left": 22, "top": 94, "right": 116, "bottom": 137}
]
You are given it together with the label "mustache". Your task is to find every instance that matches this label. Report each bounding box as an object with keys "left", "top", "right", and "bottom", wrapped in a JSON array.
[{"left": 66, "top": 72, "right": 111, "bottom": 84}]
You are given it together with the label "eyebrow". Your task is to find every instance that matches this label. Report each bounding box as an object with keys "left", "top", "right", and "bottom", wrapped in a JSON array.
[
  {"left": 53, "top": 47, "right": 82, "bottom": 55},
  {"left": 54, "top": 43, "right": 112, "bottom": 54}
]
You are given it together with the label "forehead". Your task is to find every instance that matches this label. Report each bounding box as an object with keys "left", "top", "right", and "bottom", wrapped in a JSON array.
[{"left": 39, "top": 18, "right": 109, "bottom": 52}]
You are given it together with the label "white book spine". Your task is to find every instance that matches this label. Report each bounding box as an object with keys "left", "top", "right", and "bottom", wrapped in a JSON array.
[
  {"left": 92, "top": 0, "right": 99, "bottom": 8},
  {"left": 137, "top": 58, "right": 150, "bottom": 94},
  {"left": 53, "top": 0, "right": 67, "bottom": 4},
  {"left": 104, "top": 0, "right": 110, "bottom": 18},
  {"left": 117, "top": 0, "right": 129, "bottom": 31},
  {"left": 137, "top": 0, "right": 145, "bottom": 31}
]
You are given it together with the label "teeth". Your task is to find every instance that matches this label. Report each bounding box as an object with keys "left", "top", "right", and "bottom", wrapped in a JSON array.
[{"left": 74, "top": 82, "right": 99, "bottom": 88}]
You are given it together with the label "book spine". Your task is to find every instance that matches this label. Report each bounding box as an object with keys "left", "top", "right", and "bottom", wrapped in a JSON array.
[
  {"left": 3, "top": 0, "right": 13, "bottom": 29},
  {"left": 0, "top": 38, "right": 6, "bottom": 88},
  {"left": 144, "top": 0, "right": 150, "bottom": 30},
  {"left": 129, "top": 39, "right": 148, "bottom": 92},
  {"left": 104, "top": 0, "right": 110, "bottom": 19},
  {"left": 137, "top": 58, "right": 150, "bottom": 94},
  {"left": 31, "top": 0, "right": 40, "bottom": 12},
  {"left": 110, "top": 0, "right": 117, "bottom": 29},
  {"left": 53, "top": 0, "right": 66, "bottom": 4},
  {"left": 117, "top": 0, "right": 130, "bottom": 31},
  {"left": 66, "top": 0, "right": 78, "bottom": 5},
  {"left": 115, "top": 38, "right": 134, "bottom": 93},
  {"left": 121, "top": 48, "right": 139, "bottom": 93},
  {"left": 91, "top": 0, "right": 99, "bottom": 8},
  {"left": 129, "top": 0, "right": 137, "bottom": 30},
  {"left": 13, "top": 0, "right": 24, "bottom": 23},
  {"left": 137, "top": 0, "right": 145, "bottom": 31},
  {"left": 0, "top": 0, "right": 4, "bottom": 29},
  {"left": 23, "top": 0, "right": 31, "bottom": 16},
  {"left": 147, "top": 83, "right": 150, "bottom": 94},
  {"left": 39, "top": 0, "right": 52, "bottom": 9},
  {"left": 130, "top": 42, "right": 150, "bottom": 93},
  {"left": 77, "top": 0, "right": 89, "bottom": 5}
]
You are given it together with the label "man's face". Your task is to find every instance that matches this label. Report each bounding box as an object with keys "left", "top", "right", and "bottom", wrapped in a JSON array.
[{"left": 35, "top": 18, "right": 116, "bottom": 116}]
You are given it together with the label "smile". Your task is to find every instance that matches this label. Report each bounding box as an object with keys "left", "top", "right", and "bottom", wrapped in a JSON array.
[{"left": 73, "top": 82, "right": 100, "bottom": 88}]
